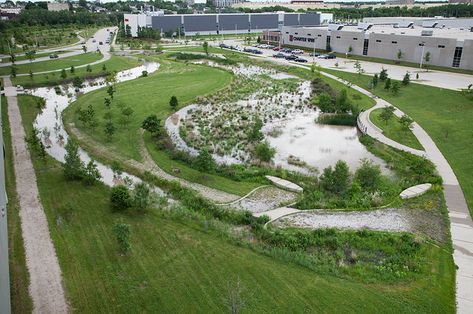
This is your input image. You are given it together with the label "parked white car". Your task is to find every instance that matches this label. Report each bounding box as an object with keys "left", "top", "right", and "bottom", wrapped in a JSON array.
[{"left": 292, "top": 49, "right": 304, "bottom": 55}]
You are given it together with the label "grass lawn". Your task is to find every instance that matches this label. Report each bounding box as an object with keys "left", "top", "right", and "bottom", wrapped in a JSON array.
[
  {"left": 12, "top": 56, "right": 141, "bottom": 88},
  {"left": 13, "top": 94, "right": 456, "bottom": 313},
  {"left": 1, "top": 50, "right": 70, "bottom": 63},
  {"left": 370, "top": 108, "right": 423, "bottom": 150},
  {"left": 323, "top": 68, "right": 473, "bottom": 215},
  {"left": 1, "top": 96, "right": 33, "bottom": 313},
  {"left": 0, "top": 52, "right": 102, "bottom": 76}
]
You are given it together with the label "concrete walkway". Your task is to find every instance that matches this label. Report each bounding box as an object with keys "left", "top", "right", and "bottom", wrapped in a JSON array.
[{"left": 3, "top": 78, "right": 68, "bottom": 313}]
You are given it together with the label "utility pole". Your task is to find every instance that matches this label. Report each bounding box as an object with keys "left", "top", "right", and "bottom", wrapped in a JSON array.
[
  {"left": 420, "top": 42, "right": 425, "bottom": 69},
  {"left": 0, "top": 96, "right": 11, "bottom": 314}
]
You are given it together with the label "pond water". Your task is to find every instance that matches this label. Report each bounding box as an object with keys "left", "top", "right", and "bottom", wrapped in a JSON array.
[{"left": 26, "top": 62, "right": 162, "bottom": 190}]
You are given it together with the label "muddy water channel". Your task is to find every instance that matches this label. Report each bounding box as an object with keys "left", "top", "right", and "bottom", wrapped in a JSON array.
[
  {"left": 26, "top": 62, "right": 162, "bottom": 190},
  {"left": 166, "top": 61, "right": 386, "bottom": 174}
]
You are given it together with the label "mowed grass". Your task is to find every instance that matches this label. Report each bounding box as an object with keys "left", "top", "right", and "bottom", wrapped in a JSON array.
[
  {"left": 0, "top": 52, "right": 102, "bottom": 76},
  {"left": 1, "top": 50, "right": 70, "bottom": 63},
  {"left": 324, "top": 68, "right": 473, "bottom": 215},
  {"left": 64, "top": 59, "right": 262, "bottom": 195},
  {"left": 15, "top": 94, "right": 456, "bottom": 313},
  {"left": 12, "top": 56, "right": 142, "bottom": 88},
  {"left": 1, "top": 96, "right": 33, "bottom": 313},
  {"left": 370, "top": 108, "right": 423, "bottom": 150}
]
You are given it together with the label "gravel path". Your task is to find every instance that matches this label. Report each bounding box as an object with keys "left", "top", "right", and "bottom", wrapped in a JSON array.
[
  {"left": 223, "top": 186, "right": 297, "bottom": 213},
  {"left": 4, "top": 78, "right": 68, "bottom": 313}
]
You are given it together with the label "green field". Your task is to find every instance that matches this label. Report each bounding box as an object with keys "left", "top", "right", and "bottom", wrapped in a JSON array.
[
  {"left": 0, "top": 52, "right": 102, "bottom": 76},
  {"left": 11, "top": 94, "right": 456, "bottom": 313},
  {"left": 1, "top": 97, "right": 33, "bottom": 313},
  {"left": 370, "top": 108, "right": 423, "bottom": 150},
  {"left": 323, "top": 68, "right": 473, "bottom": 215},
  {"left": 12, "top": 56, "right": 141, "bottom": 88},
  {"left": 1, "top": 50, "right": 70, "bottom": 63}
]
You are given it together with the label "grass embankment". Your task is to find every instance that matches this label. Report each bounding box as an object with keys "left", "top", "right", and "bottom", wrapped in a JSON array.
[
  {"left": 370, "top": 108, "right": 423, "bottom": 150},
  {"left": 1, "top": 96, "right": 33, "bottom": 313},
  {"left": 323, "top": 68, "right": 473, "bottom": 215},
  {"left": 0, "top": 52, "right": 102, "bottom": 76},
  {"left": 1, "top": 50, "right": 70, "bottom": 63},
  {"left": 15, "top": 94, "right": 456, "bottom": 313},
  {"left": 12, "top": 56, "right": 141, "bottom": 88}
]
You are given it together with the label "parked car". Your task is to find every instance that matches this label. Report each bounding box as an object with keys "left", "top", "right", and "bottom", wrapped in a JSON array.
[
  {"left": 244, "top": 47, "right": 263, "bottom": 54},
  {"left": 272, "top": 52, "right": 286, "bottom": 58},
  {"left": 310, "top": 52, "right": 320, "bottom": 57},
  {"left": 92, "top": 39, "right": 96, "bottom": 43},
  {"left": 219, "top": 43, "right": 230, "bottom": 49},
  {"left": 285, "top": 54, "right": 298, "bottom": 61},
  {"left": 327, "top": 53, "right": 336, "bottom": 59},
  {"left": 49, "top": 54, "right": 59, "bottom": 59},
  {"left": 99, "top": 41, "right": 103, "bottom": 45},
  {"left": 281, "top": 48, "right": 292, "bottom": 53},
  {"left": 318, "top": 54, "right": 329, "bottom": 59},
  {"left": 272, "top": 47, "right": 280, "bottom": 51},
  {"left": 295, "top": 57, "right": 308, "bottom": 63},
  {"left": 292, "top": 49, "right": 304, "bottom": 55}
]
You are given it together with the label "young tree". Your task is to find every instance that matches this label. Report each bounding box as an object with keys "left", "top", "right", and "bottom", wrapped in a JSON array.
[
  {"left": 423, "top": 51, "right": 431, "bottom": 71},
  {"left": 86, "top": 64, "right": 92, "bottom": 72},
  {"left": 29, "top": 69, "right": 34, "bottom": 79},
  {"left": 63, "top": 139, "right": 84, "bottom": 180},
  {"left": 379, "top": 106, "right": 396, "bottom": 124},
  {"left": 402, "top": 72, "right": 410, "bottom": 86},
  {"left": 354, "top": 60, "right": 364, "bottom": 75},
  {"left": 256, "top": 36, "right": 261, "bottom": 44},
  {"left": 104, "top": 121, "right": 116, "bottom": 140},
  {"left": 72, "top": 76, "right": 83, "bottom": 89},
  {"left": 142, "top": 115, "right": 161, "bottom": 136},
  {"left": 10, "top": 66, "right": 17, "bottom": 78},
  {"left": 169, "top": 95, "right": 178, "bottom": 110},
  {"left": 82, "top": 45, "right": 87, "bottom": 53},
  {"left": 83, "top": 160, "right": 101, "bottom": 185},
  {"left": 70, "top": 65, "right": 75, "bottom": 74},
  {"left": 26, "top": 50, "right": 36, "bottom": 62},
  {"left": 202, "top": 41, "right": 209, "bottom": 56},
  {"left": 195, "top": 149, "right": 216, "bottom": 172},
  {"left": 348, "top": 45, "right": 353, "bottom": 55},
  {"left": 120, "top": 106, "right": 134, "bottom": 127},
  {"left": 113, "top": 223, "right": 131, "bottom": 253},
  {"left": 132, "top": 182, "right": 151, "bottom": 211},
  {"left": 384, "top": 78, "right": 391, "bottom": 90},
  {"left": 391, "top": 81, "right": 400, "bottom": 95},
  {"left": 379, "top": 68, "right": 388, "bottom": 81},
  {"left": 354, "top": 159, "right": 381, "bottom": 192},
  {"left": 9, "top": 52, "right": 16, "bottom": 63},
  {"left": 416, "top": 73, "right": 419, "bottom": 80},
  {"left": 320, "top": 160, "right": 350, "bottom": 196},
  {"left": 372, "top": 73, "right": 378, "bottom": 88},
  {"left": 107, "top": 85, "right": 115, "bottom": 100},
  {"left": 396, "top": 49, "right": 403, "bottom": 62},
  {"left": 253, "top": 141, "right": 275, "bottom": 163},
  {"left": 111, "top": 185, "right": 131, "bottom": 210},
  {"left": 399, "top": 114, "right": 414, "bottom": 131},
  {"left": 248, "top": 116, "right": 264, "bottom": 142},
  {"left": 102, "top": 64, "right": 107, "bottom": 72},
  {"left": 60, "top": 68, "right": 67, "bottom": 79},
  {"left": 104, "top": 97, "right": 112, "bottom": 109}
]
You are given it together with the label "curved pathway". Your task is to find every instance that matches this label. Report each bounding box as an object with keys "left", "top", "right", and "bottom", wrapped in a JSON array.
[{"left": 3, "top": 78, "right": 68, "bottom": 313}]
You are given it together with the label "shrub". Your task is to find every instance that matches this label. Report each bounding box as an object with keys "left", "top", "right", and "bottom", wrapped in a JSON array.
[
  {"left": 113, "top": 223, "right": 131, "bottom": 253},
  {"left": 142, "top": 115, "right": 162, "bottom": 136},
  {"left": 132, "top": 182, "right": 151, "bottom": 211},
  {"left": 317, "top": 113, "right": 357, "bottom": 126},
  {"left": 354, "top": 159, "right": 382, "bottom": 192},
  {"left": 110, "top": 185, "right": 132, "bottom": 210},
  {"left": 194, "top": 149, "right": 216, "bottom": 172},
  {"left": 320, "top": 160, "right": 350, "bottom": 196},
  {"left": 83, "top": 160, "right": 101, "bottom": 185},
  {"left": 63, "top": 139, "right": 84, "bottom": 180},
  {"left": 253, "top": 141, "right": 275, "bottom": 163}
]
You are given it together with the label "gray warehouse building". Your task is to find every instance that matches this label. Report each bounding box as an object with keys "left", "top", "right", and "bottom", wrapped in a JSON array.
[
  {"left": 124, "top": 12, "right": 324, "bottom": 37},
  {"left": 280, "top": 23, "right": 473, "bottom": 70}
]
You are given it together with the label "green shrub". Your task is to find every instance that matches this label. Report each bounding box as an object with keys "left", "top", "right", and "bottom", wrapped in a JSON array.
[{"left": 110, "top": 185, "right": 132, "bottom": 210}]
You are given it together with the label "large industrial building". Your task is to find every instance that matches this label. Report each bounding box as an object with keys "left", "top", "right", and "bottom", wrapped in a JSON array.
[
  {"left": 277, "top": 20, "right": 473, "bottom": 70},
  {"left": 124, "top": 12, "right": 329, "bottom": 37}
]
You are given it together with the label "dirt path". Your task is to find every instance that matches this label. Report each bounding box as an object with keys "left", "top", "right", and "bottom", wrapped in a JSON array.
[{"left": 4, "top": 78, "right": 68, "bottom": 313}]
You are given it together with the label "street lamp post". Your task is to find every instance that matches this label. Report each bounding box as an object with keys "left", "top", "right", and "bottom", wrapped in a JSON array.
[{"left": 420, "top": 42, "right": 425, "bottom": 69}]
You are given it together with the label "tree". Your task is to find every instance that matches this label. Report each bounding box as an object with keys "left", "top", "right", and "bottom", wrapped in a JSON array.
[
  {"left": 113, "top": 223, "right": 131, "bottom": 253},
  {"left": 372, "top": 73, "right": 378, "bottom": 88},
  {"left": 314, "top": 92, "right": 335, "bottom": 112},
  {"left": 423, "top": 51, "right": 431, "bottom": 70},
  {"left": 348, "top": 45, "right": 353, "bottom": 54},
  {"left": 9, "top": 52, "right": 16, "bottom": 63},
  {"left": 416, "top": 73, "right": 419, "bottom": 80},
  {"left": 354, "top": 159, "right": 381, "bottom": 192},
  {"left": 384, "top": 78, "right": 391, "bottom": 90},
  {"left": 248, "top": 116, "right": 264, "bottom": 142},
  {"left": 72, "top": 76, "right": 83, "bottom": 89},
  {"left": 104, "top": 121, "right": 116, "bottom": 140},
  {"left": 107, "top": 85, "right": 115, "bottom": 100},
  {"left": 380, "top": 106, "right": 396, "bottom": 124},
  {"left": 399, "top": 114, "right": 414, "bottom": 130},
  {"left": 104, "top": 97, "right": 111, "bottom": 109},
  {"left": 320, "top": 160, "right": 350, "bottom": 196},
  {"left": 82, "top": 45, "right": 87, "bottom": 53},
  {"left": 10, "top": 66, "right": 17, "bottom": 78},
  {"left": 86, "top": 64, "right": 92, "bottom": 72},
  {"left": 253, "top": 141, "right": 275, "bottom": 163},
  {"left": 335, "top": 89, "right": 351, "bottom": 113},
  {"left": 60, "top": 68, "right": 67, "bottom": 79},
  {"left": 102, "top": 64, "right": 107, "bottom": 72},
  {"left": 195, "top": 149, "right": 216, "bottom": 172},
  {"left": 396, "top": 49, "right": 403, "bottom": 62},
  {"left": 26, "top": 50, "right": 36, "bottom": 62},
  {"left": 391, "top": 81, "right": 400, "bottom": 95},
  {"left": 132, "top": 183, "right": 150, "bottom": 211},
  {"left": 402, "top": 72, "right": 410, "bottom": 86},
  {"left": 354, "top": 60, "right": 363, "bottom": 75},
  {"left": 70, "top": 65, "right": 75, "bottom": 74},
  {"left": 203, "top": 41, "right": 209, "bottom": 56},
  {"left": 169, "top": 95, "right": 178, "bottom": 110},
  {"left": 83, "top": 160, "right": 101, "bottom": 185},
  {"left": 63, "top": 139, "right": 84, "bottom": 180},
  {"left": 29, "top": 69, "right": 34, "bottom": 79},
  {"left": 379, "top": 68, "right": 388, "bottom": 81},
  {"left": 120, "top": 107, "right": 134, "bottom": 126},
  {"left": 310, "top": 62, "right": 317, "bottom": 73},
  {"left": 257, "top": 36, "right": 261, "bottom": 44},
  {"left": 111, "top": 185, "right": 131, "bottom": 210},
  {"left": 142, "top": 115, "right": 161, "bottom": 136}
]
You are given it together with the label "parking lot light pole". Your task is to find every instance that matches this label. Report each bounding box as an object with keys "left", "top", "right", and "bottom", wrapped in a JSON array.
[{"left": 420, "top": 41, "right": 425, "bottom": 69}]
